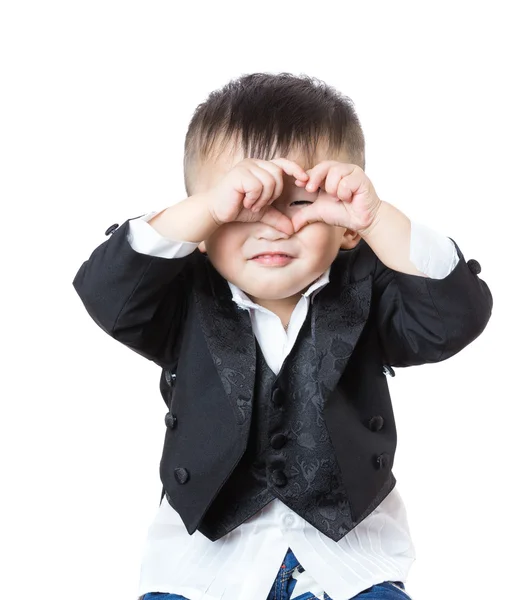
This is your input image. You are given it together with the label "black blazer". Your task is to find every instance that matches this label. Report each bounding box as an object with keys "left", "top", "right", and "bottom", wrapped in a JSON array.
[{"left": 73, "top": 217, "right": 493, "bottom": 533}]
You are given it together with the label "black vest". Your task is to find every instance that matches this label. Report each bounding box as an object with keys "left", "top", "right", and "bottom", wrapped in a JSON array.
[{"left": 192, "top": 305, "right": 353, "bottom": 542}]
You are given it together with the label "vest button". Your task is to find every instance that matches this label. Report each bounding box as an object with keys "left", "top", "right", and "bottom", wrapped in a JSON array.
[
  {"left": 374, "top": 453, "right": 390, "bottom": 470},
  {"left": 367, "top": 415, "right": 384, "bottom": 432},
  {"left": 271, "top": 388, "right": 285, "bottom": 407},
  {"left": 174, "top": 467, "right": 190, "bottom": 484},
  {"left": 271, "top": 469, "right": 288, "bottom": 487},
  {"left": 164, "top": 412, "right": 177, "bottom": 429},
  {"left": 270, "top": 433, "right": 287, "bottom": 449}
]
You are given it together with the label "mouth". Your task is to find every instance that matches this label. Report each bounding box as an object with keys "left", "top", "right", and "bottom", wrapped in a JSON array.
[{"left": 249, "top": 252, "right": 295, "bottom": 266}]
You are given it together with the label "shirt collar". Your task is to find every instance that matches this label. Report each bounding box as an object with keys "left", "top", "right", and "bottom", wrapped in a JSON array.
[{"left": 227, "top": 267, "right": 331, "bottom": 311}]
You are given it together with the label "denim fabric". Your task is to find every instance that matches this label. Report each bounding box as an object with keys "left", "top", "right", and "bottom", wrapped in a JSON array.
[{"left": 140, "top": 547, "right": 412, "bottom": 600}]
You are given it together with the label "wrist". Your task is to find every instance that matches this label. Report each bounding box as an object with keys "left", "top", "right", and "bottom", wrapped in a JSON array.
[
  {"left": 184, "top": 192, "right": 223, "bottom": 241},
  {"left": 355, "top": 200, "right": 418, "bottom": 275},
  {"left": 148, "top": 193, "right": 221, "bottom": 243},
  {"left": 358, "top": 199, "right": 385, "bottom": 238},
  {"left": 198, "top": 192, "right": 225, "bottom": 229}
]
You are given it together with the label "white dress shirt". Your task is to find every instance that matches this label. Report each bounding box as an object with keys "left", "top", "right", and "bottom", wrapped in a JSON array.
[{"left": 126, "top": 209, "right": 459, "bottom": 600}]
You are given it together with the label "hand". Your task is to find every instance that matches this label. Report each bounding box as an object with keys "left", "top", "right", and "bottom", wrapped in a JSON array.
[
  {"left": 292, "top": 161, "right": 382, "bottom": 234},
  {"left": 206, "top": 158, "right": 310, "bottom": 237}
]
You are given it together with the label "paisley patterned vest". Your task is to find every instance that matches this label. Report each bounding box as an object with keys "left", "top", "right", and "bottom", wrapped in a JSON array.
[{"left": 197, "top": 307, "right": 354, "bottom": 542}]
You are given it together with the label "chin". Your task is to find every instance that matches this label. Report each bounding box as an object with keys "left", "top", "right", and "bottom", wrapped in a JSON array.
[
  {"left": 242, "top": 280, "right": 304, "bottom": 301},
  {"left": 241, "top": 286, "right": 286, "bottom": 301}
]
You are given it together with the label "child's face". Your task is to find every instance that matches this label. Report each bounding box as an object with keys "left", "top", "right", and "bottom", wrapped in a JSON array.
[{"left": 194, "top": 146, "right": 359, "bottom": 303}]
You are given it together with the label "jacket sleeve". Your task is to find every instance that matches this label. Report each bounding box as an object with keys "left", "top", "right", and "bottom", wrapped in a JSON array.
[
  {"left": 373, "top": 237, "right": 493, "bottom": 367},
  {"left": 72, "top": 218, "right": 198, "bottom": 369}
]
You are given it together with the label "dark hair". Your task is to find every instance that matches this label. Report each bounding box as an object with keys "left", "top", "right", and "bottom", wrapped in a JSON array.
[{"left": 183, "top": 72, "right": 365, "bottom": 195}]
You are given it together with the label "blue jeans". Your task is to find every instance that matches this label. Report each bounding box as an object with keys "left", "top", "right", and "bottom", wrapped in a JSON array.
[{"left": 141, "top": 547, "right": 412, "bottom": 600}]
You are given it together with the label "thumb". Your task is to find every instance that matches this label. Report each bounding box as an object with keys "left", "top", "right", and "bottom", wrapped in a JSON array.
[
  {"left": 260, "top": 206, "right": 294, "bottom": 237},
  {"left": 291, "top": 205, "right": 323, "bottom": 233}
]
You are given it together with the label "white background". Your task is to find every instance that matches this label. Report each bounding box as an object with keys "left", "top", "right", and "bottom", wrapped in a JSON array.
[{"left": 1, "top": 2, "right": 519, "bottom": 599}]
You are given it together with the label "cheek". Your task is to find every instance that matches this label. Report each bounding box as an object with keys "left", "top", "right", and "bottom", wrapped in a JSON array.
[
  {"left": 298, "top": 224, "right": 343, "bottom": 262},
  {"left": 205, "top": 225, "right": 247, "bottom": 270}
]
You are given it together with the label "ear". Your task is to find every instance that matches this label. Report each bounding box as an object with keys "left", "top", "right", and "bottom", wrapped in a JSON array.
[
  {"left": 198, "top": 241, "right": 207, "bottom": 253},
  {"left": 340, "top": 228, "right": 362, "bottom": 250}
]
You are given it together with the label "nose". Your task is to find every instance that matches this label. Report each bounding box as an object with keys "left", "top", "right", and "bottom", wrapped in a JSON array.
[{"left": 254, "top": 223, "right": 290, "bottom": 241}]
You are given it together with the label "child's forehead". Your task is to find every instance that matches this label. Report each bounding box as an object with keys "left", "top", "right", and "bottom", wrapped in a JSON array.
[{"left": 210, "top": 142, "right": 350, "bottom": 172}]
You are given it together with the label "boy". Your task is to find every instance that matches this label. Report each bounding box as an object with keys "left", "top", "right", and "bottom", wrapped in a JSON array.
[{"left": 73, "top": 73, "right": 493, "bottom": 600}]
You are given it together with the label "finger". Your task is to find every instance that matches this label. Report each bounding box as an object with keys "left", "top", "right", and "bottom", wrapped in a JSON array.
[
  {"left": 249, "top": 159, "right": 309, "bottom": 205},
  {"left": 304, "top": 161, "right": 337, "bottom": 192},
  {"left": 324, "top": 164, "right": 358, "bottom": 198},
  {"left": 336, "top": 177, "right": 354, "bottom": 202},
  {"left": 246, "top": 164, "right": 278, "bottom": 212},
  {"left": 250, "top": 161, "right": 285, "bottom": 204},
  {"left": 239, "top": 168, "right": 265, "bottom": 209},
  {"left": 291, "top": 204, "right": 322, "bottom": 233},
  {"left": 324, "top": 166, "right": 346, "bottom": 197},
  {"left": 269, "top": 157, "right": 309, "bottom": 183},
  {"left": 337, "top": 167, "right": 365, "bottom": 201},
  {"left": 260, "top": 206, "right": 294, "bottom": 237}
]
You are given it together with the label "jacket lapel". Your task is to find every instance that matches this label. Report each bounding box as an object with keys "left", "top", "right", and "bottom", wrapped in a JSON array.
[
  {"left": 312, "top": 252, "right": 372, "bottom": 406},
  {"left": 193, "top": 257, "right": 256, "bottom": 430}
]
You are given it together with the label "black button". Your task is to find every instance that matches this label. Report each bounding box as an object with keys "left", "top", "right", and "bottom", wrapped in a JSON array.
[
  {"left": 383, "top": 364, "right": 395, "bottom": 377},
  {"left": 164, "top": 412, "right": 177, "bottom": 429},
  {"left": 271, "top": 388, "right": 285, "bottom": 407},
  {"left": 174, "top": 467, "right": 190, "bottom": 484},
  {"left": 367, "top": 416, "right": 384, "bottom": 432},
  {"left": 374, "top": 453, "right": 390, "bottom": 470},
  {"left": 105, "top": 223, "right": 119, "bottom": 236},
  {"left": 467, "top": 259, "right": 481, "bottom": 275},
  {"left": 165, "top": 370, "right": 176, "bottom": 386},
  {"left": 271, "top": 469, "right": 288, "bottom": 487},
  {"left": 270, "top": 433, "right": 287, "bottom": 449}
]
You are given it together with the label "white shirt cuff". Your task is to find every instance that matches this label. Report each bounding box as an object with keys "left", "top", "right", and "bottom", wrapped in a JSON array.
[
  {"left": 127, "top": 209, "right": 199, "bottom": 259},
  {"left": 410, "top": 220, "right": 460, "bottom": 279}
]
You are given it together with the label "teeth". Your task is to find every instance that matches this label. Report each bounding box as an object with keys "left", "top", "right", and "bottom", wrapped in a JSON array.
[{"left": 253, "top": 253, "right": 291, "bottom": 259}]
